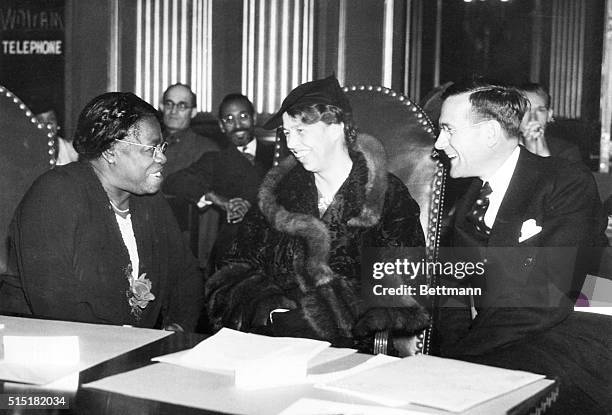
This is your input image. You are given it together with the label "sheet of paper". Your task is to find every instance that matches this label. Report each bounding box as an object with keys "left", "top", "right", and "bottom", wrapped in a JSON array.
[
  {"left": 152, "top": 343, "right": 356, "bottom": 374},
  {"left": 0, "top": 315, "right": 171, "bottom": 385},
  {"left": 278, "top": 398, "right": 430, "bottom": 415},
  {"left": 317, "top": 355, "right": 545, "bottom": 412},
  {"left": 574, "top": 306, "right": 612, "bottom": 315},
  {"left": 308, "top": 353, "right": 398, "bottom": 384},
  {"left": 153, "top": 328, "right": 332, "bottom": 389},
  {"left": 176, "top": 328, "right": 330, "bottom": 372},
  {"left": 3, "top": 335, "right": 79, "bottom": 364}
]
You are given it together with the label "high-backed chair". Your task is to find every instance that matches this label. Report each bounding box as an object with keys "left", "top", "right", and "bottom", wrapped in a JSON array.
[
  {"left": 273, "top": 85, "right": 446, "bottom": 354},
  {"left": 0, "top": 85, "right": 54, "bottom": 312}
]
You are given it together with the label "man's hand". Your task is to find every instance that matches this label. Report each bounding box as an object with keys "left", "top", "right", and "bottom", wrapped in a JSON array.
[
  {"left": 202, "top": 191, "right": 229, "bottom": 210},
  {"left": 520, "top": 121, "right": 551, "bottom": 157},
  {"left": 227, "top": 198, "right": 251, "bottom": 223}
]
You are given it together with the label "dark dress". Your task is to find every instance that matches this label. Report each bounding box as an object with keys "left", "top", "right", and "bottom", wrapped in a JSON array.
[{"left": 9, "top": 161, "right": 204, "bottom": 331}]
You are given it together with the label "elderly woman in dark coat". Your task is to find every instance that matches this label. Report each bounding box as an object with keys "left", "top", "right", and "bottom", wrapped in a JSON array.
[
  {"left": 206, "top": 76, "right": 429, "bottom": 353},
  {"left": 10, "top": 92, "right": 203, "bottom": 331}
]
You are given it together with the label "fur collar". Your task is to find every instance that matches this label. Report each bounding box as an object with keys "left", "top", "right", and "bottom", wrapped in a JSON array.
[{"left": 258, "top": 133, "right": 388, "bottom": 289}]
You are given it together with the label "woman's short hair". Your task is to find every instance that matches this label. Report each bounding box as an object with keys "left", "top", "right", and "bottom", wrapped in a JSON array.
[
  {"left": 285, "top": 103, "right": 358, "bottom": 146},
  {"left": 73, "top": 92, "right": 159, "bottom": 160}
]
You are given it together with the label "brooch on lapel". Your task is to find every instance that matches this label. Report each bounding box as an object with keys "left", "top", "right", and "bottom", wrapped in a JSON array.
[
  {"left": 124, "top": 264, "right": 156, "bottom": 320},
  {"left": 518, "top": 219, "right": 542, "bottom": 243}
]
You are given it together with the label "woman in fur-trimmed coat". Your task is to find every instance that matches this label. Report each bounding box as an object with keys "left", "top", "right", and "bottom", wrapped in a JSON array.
[{"left": 206, "top": 77, "right": 429, "bottom": 351}]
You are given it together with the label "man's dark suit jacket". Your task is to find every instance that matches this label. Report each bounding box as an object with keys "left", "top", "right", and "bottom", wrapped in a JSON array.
[
  {"left": 437, "top": 148, "right": 611, "bottom": 414},
  {"left": 162, "top": 138, "right": 275, "bottom": 265},
  {"left": 163, "top": 138, "right": 274, "bottom": 206},
  {"left": 545, "top": 132, "right": 582, "bottom": 163}
]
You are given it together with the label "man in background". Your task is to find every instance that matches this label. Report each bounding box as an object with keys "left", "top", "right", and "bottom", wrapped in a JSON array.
[
  {"left": 163, "top": 93, "right": 273, "bottom": 268},
  {"left": 160, "top": 83, "right": 220, "bottom": 267},
  {"left": 160, "top": 83, "right": 219, "bottom": 175},
  {"left": 217, "top": 93, "right": 274, "bottom": 175},
  {"left": 519, "top": 82, "right": 582, "bottom": 163}
]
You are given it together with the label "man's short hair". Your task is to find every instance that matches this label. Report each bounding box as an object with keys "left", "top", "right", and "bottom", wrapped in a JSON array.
[
  {"left": 519, "top": 82, "right": 551, "bottom": 109},
  {"left": 443, "top": 78, "right": 528, "bottom": 138},
  {"left": 162, "top": 83, "right": 197, "bottom": 107},
  {"left": 218, "top": 93, "right": 255, "bottom": 119}
]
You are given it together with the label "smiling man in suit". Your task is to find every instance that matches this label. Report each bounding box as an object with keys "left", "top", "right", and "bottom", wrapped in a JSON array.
[
  {"left": 162, "top": 94, "right": 274, "bottom": 268},
  {"left": 217, "top": 93, "right": 275, "bottom": 176},
  {"left": 434, "top": 79, "right": 611, "bottom": 414}
]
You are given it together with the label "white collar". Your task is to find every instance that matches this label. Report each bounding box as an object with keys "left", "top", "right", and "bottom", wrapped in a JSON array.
[
  {"left": 240, "top": 138, "right": 257, "bottom": 157},
  {"left": 481, "top": 146, "right": 520, "bottom": 195},
  {"left": 481, "top": 146, "right": 520, "bottom": 228}
]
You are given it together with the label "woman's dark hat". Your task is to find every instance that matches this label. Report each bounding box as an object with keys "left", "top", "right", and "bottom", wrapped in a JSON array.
[{"left": 263, "top": 75, "right": 351, "bottom": 129}]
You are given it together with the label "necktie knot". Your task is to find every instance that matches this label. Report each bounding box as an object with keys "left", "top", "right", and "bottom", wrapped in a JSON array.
[{"left": 241, "top": 146, "right": 255, "bottom": 164}]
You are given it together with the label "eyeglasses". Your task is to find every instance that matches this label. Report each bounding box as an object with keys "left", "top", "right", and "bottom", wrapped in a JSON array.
[
  {"left": 163, "top": 100, "right": 193, "bottom": 112},
  {"left": 220, "top": 112, "right": 252, "bottom": 125},
  {"left": 115, "top": 139, "right": 168, "bottom": 159},
  {"left": 438, "top": 120, "right": 490, "bottom": 137}
]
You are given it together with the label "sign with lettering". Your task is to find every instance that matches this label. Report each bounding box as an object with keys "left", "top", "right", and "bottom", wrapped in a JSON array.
[{"left": 0, "top": 0, "right": 65, "bottom": 123}]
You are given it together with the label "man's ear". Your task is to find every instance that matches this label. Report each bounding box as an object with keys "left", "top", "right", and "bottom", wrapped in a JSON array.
[
  {"left": 252, "top": 112, "right": 258, "bottom": 125},
  {"left": 102, "top": 147, "right": 116, "bottom": 164},
  {"left": 190, "top": 107, "right": 198, "bottom": 119},
  {"left": 548, "top": 108, "right": 554, "bottom": 123},
  {"left": 485, "top": 120, "right": 502, "bottom": 148},
  {"left": 218, "top": 120, "right": 226, "bottom": 133}
]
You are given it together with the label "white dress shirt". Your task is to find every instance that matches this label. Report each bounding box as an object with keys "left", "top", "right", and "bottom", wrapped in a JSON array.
[
  {"left": 241, "top": 138, "right": 257, "bottom": 158},
  {"left": 481, "top": 146, "right": 521, "bottom": 229},
  {"left": 115, "top": 212, "right": 139, "bottom": 279}
]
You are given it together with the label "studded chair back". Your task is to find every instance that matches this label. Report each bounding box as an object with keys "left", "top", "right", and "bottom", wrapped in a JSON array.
[
  {"left": 272, "top": 85, "right": 447, "bottom": 354},
  {"left": 0, "top": 86, "right": 55, "bottom": 274}
]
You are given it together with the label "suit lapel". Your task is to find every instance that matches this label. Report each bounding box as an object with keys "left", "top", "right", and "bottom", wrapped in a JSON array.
[{"left": 488, "top": 148, "right": 542, "bottom": 247}]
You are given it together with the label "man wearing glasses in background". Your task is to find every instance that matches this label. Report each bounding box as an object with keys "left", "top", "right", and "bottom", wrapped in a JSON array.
[{"left": 160, "top": 83, "right": 219, "bottom": 176}]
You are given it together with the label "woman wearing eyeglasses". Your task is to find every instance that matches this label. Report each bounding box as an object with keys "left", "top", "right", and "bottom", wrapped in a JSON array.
[{"left": 8, "top": 92, "right": 203, "bottom": 331}]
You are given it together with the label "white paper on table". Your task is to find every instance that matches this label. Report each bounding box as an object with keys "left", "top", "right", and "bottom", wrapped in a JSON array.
[
  {"left": 3, "top": 335, "right": 79, "bottom": 364},
  {"left": 308, "top": 353, "right": 398, "bottom": 384},
  {"left": 176, "top": 328, "right": 330, "bottom": 372},
  {"left": 4, "top": 372, "right": 80, "bottom": 394},
  {"left": 278, "top": 398, "right": 430, "bottom": 415},
  {"left": 316, "top": 355, "right": 546, "bottom": 412},
  {"left": 153, "top": 344, "right": 357, "bottom": 375},
  {"left": 162, "top": 328, "right": 331, "bottom": 389},
  {"left": 0, "top": 316, "right": 172, "bottom": 385}
]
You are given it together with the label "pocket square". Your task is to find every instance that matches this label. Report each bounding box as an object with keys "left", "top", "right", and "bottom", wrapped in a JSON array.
[{"left": 519, "top": 219, "right": 542, "bottom": 243}]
